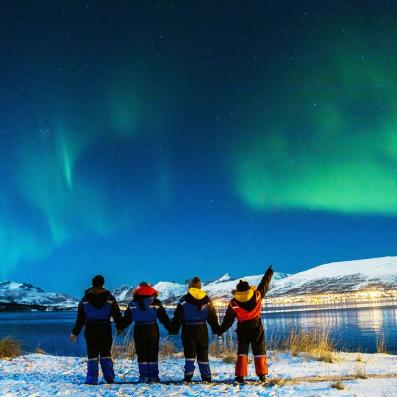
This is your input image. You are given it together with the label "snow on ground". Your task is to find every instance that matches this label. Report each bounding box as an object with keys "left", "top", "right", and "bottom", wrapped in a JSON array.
[{"left": 1, "top": 352, "right": 397, "bottom": 396}]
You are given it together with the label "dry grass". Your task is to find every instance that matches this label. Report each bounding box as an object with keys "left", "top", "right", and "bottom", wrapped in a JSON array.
[
  {"left": 159, "top": 338, "right": 178, "bottom": 357},
  {"left": 331, "top": 380, "right": 346, "bottom": 390},
  {"left": 212, "top": 327, "right": 337, "bottom": 364},
  {"left": 111, "top": 336, "right": 136, "bottom": 360},
  {"left": 0, "top": 337, "right": 21, "bottom": 359},
  {"left": 354, "top": 367, "right": 368, "bottom": 379},
  {"left": 209, "top": 331, "right": 236, "bottom": 363},
  {"left": 34, "top": 347, "right": 47, "bottom": 355},
  {"left": 376, "top": 334, "right": 389, "bottom": 354},
  {"left": 112, "top": 336, "right": 178, "bottom": 360},
  {"left": 269, "top": 377, "right": 286, "bottom": 387},
  {"left": 284, "top": 329, "right": 337, "bottom": 363},
  {"left": 355, "top": 353, "right": 363, "bottom": 362}
]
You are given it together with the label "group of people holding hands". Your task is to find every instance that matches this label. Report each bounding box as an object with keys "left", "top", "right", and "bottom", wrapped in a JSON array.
[{"left": 70, "top": 265, "right": 274, "bottom": 385}]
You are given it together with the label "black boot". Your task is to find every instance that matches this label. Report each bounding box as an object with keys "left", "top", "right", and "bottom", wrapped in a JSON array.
[
  {"left": 201, "top": 376, "right": 212, "bottom": 383},
  {"left": 184, "top": 374, "right": 193, "bottom": 383},
  {"left": 258, "top": 375, "right": 266, "bottom": 382},
  {"left": 235, "top": 376, "right": 245, "bottom": 384}
]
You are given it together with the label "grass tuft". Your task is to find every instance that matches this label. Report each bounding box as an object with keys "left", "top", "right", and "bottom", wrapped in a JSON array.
[
  {"left": 376, "top": 334, "right": 389, "bottom": 354},
  {"left": 34, "top": 347, "right": 47, "bottom": 355},
  {"left": 111, "top": 336, "right": 136, "bottom": 360},
  {"left": 159, "top": 338, "right": 178, "bottom": 357},
  {"left": 209, "top": 331, "right": 236, "bottom": 363},
  {"left": 354, "top": 367, "right": 368, "bottom": 379},
  {"left": 269, "top": 377, "right": 286, "bottom": 387},
  {"left": 0, "top": 337, "right": 21, "bottom": 359},
  {"left": 284, "top": 328, "right": 337, "bottom": 362},
  {"left": 331, "top": 380, "right": 346, "bottom": 390}
]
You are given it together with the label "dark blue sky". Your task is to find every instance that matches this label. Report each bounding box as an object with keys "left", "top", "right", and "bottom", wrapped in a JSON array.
[{"left": 1, "top": 1, "right": 397, "bottom": 296}]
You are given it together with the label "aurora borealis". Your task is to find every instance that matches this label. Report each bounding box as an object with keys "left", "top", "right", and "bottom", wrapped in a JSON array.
[{"left": 1, "top": 1, "right": 397, "bottom": 294}]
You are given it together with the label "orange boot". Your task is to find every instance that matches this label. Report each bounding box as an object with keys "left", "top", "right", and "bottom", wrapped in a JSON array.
[
  {"left": 254, "top": 355, "right": 268, "bottom": 380},
  {"left": 235, "top": 354, "right": 248, "bottom": 383}
]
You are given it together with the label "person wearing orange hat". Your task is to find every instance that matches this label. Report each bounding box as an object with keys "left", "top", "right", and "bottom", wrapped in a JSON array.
[
  {"left": 119, "top": 281, "right": 173, "bottom": 383},
  {"left": 218, "top": 266, "right": 274, "bottom": 384}
]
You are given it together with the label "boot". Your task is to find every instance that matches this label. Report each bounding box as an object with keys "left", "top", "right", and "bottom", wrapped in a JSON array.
[
  {"left": 100, "top": 357, "right": 115, "bottom": 383},
  {"left": 148, "top": 362, "right": 160, "bottom": 383},
  {"left": 258, "top": 375, "right": 266, "bottom": 382},
  {"left": 254, "top": 355, "right": 268, "bottom": 378},
  {"left": 184, "top": 374, "right": 193, "bottom": 383},
  {"left": 184, "top": 358, "right": 195, "bottom": 382},
  {"left": 234, "top": 376, "right": 245, "bottom": 384},
  {"left": 85, "top": 358, "right": 99, "bottom": 385},
  {"left": 198, "top": 361, "right": 211, "bottom": 382},
  {"left": 235, "top": 354, "right": 248, "bottom": 378},
  {"left": 138, "top": 362, "right": 149, "bottom": 383}
]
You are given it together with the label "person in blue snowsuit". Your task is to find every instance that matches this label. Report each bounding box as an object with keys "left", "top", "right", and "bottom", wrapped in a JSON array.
[
  {"left": 119, "top": 282, "right": 173, "bottom": 383},
  {"left": 70, "top": 275, "right": 122, "bottom": 385},
  {"left": 171, "top": 277, "right": 220, "bottom": 382}
]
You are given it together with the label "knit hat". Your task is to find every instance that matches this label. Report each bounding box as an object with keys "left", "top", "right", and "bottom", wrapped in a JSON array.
[
  {"left": 92, "top": 275, "right": 105, "bottom": 287},
  {"left": 189, "top": 277, "right": 202, "bottom": 289},
  {"left": 236, "top": 280, "right": 250, "bottom": 292},
  {"left": 134, "top": 281, "right": 158, "bottom": 297}
]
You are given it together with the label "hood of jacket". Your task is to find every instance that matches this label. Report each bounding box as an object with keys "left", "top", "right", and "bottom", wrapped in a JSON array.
[
  {"left": 233, "top": 286, "right": 256, "bottom": 303},
  {"left": 84, "top": 287, "right": 111, "bottom": 309},
  {"left": 184, "top": 289, "right": 210, "bottom": 308},
  {"left": 188, "top": 288, "right": 207, "bottom": 300}
]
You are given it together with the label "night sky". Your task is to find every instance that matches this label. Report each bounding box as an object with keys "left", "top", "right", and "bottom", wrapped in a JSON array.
[{"left": 1, "top": 1, "right": 397, "bottom": 296}]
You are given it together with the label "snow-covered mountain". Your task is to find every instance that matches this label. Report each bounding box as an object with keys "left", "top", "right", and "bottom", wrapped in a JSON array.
[
  {"left": 268, "top": 256, "right": 397, "bottom": 297},
  {"left": 0, "top": 281, "right": 78, "bottom": 310},
  {"left": 204, "top": 271, "right": 290, "bottom": 302},
  {"left": 113, "top": 271, "right": 290, "bottom": 305}
]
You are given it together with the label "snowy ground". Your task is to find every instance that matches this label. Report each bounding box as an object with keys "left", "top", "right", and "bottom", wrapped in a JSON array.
[{"left": 0, "top": 352, "right": 397, "bottom": 396}]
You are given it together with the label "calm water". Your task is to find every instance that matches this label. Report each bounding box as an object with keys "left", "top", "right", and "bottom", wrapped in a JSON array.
[{"left": 0, "top": 304, "right": 396, "bottom": 356}]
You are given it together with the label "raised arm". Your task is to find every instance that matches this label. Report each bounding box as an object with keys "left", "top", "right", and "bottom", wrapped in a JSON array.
[
  {"left": 257, "top": 265, "right": 274, "bottom": 298},
  {"left": 217, "top": 304, "right": 236, "bottom": 335},
  {"left": 71, "top": 300, "right": 86, "bottom": 336}
]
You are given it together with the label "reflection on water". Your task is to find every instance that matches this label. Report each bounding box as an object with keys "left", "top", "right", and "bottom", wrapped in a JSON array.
[
  {"left": 262, "top": 305, "right": 397, "bottom": 353},
  {"left": 0, "top": 304, "right": 396, "bottom": 356}
]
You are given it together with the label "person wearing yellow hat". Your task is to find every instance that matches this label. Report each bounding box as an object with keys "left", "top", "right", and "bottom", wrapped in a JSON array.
[
  {"left": 171, "top": 277, "right": 219, "bottom": 382},
  {"left": 218, "top": 265, "right": 274, "bottom": 384}
]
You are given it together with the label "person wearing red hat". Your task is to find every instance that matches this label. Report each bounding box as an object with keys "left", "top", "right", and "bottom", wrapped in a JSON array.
[
  {"left": 218, "top": 265, "right": 274, "bottom": 384},
  {"left": 119, "top": 281, "right": 173, "bottom": 383}
]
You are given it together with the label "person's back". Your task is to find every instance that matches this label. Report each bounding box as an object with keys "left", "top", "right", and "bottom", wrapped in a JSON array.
[
  {"left": 119, "top": 282, "right": 172, "bottom": 383},
  {"left": 218, "top": 265, "right": 274, "bottom": 383},
  {"left": 172, "top": 277, "right": 219, "bottom": 382},
  {"left": 70, "top": 275, "right": 122, "bottom": 385}
]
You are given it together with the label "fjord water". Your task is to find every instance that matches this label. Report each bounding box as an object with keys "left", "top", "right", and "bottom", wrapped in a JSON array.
[{"left": 0, "top": 304, "right": 396, "bottom": 356}]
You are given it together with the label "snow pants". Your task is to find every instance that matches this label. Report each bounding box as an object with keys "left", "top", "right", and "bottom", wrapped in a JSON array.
[
  {"left": 85, "top": 322, "right": 113, "bottom": 359},
  {"left": 134, "top": 323, "right": 160, "bottom": 381},
  {"left": 235, "top": 318, "right": 268, "bottom": 377},
  {"left": 84, "top": 322, "right": 114, "bottom": 383},
  {"left": 182, "top": 324, "right": 211, "bottom": 380}
]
